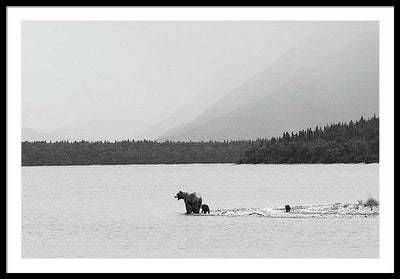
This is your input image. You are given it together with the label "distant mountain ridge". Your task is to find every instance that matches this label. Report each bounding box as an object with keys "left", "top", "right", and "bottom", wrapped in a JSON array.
[
  {"left": 22, "top": 127, "right": 60, "bottom": 142},
  {"left": 158, "top": 23, "right": 379, "bottom": 142}
]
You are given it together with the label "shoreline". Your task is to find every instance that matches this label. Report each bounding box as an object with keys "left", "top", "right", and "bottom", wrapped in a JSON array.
[{"left": 21, "top": 162, "right": 379, "bottom": 167}]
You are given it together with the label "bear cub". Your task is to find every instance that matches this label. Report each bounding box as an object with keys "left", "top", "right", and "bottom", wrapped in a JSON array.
[{"left": 201, "top": 204, "right": 210, "bottom": 214}]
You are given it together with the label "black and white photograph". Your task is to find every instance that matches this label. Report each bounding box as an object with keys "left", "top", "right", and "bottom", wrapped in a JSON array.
[{"left": 6, "top": 6, "right": 394, "bottom": 273}]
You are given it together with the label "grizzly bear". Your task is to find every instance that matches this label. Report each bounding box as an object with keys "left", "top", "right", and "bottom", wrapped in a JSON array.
[
  {"left": 174, "top": 191, "right": 202, "bottom": 214},
  {"left": 201, "top": 204, "right": 210, "bottom": 214},
  {"left": 285, "top": 205, "right": 291, "bottom": 212}
]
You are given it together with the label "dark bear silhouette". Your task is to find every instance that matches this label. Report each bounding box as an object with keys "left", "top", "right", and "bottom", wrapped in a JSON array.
[
  {"left": 201, "top": 204, "right": 210, "bottom": 214},
  {"left": 285, "top": 205, "right": 291, "bottom": 212},
  {"left": 174, "top": 191, "right": 202, "bottom": 214}
]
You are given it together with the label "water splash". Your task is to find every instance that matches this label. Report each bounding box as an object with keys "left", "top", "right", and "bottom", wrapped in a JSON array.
[{"left": 196, "top": 203, "right": 379, "bottom": 218}]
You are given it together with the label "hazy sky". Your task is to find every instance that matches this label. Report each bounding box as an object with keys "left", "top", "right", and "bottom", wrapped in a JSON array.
[{"left": 22, "top": 21, "right": 323, "bottom": 141}]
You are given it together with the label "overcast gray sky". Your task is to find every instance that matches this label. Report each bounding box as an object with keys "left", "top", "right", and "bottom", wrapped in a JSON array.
[{"left": 22, "top": 21, "right": 324, "bottom": 141}]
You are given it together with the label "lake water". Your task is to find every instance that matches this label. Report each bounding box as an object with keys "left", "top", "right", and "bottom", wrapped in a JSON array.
[{"left": 22, "top": 164, "right": 379, "bottom": 258}]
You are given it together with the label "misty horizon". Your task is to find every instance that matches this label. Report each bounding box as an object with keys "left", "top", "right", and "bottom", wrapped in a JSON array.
[
  {"left": 22, "top": 114, "right": 378, "bottom": 143},
  {"left": 22, "top": 21, "right": 378, "bottom": 142}
]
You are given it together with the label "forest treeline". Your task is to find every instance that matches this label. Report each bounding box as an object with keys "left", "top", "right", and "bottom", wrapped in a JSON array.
[
  {"left": 22, "top": 116, "right": 378, "bottom": 166},
  {"left": 237, "top": 115, "right": 379, "bottom": 164}
]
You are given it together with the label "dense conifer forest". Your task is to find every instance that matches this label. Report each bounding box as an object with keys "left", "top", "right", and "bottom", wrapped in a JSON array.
[
  {"left": 22, "top": 116, "right": 378, "bottom": 166},
  {"left": 237, "top": 115, "right": 379, "bottom": 164}
]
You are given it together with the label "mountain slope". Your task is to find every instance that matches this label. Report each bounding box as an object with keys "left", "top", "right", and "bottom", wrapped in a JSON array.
[
  {"left": 158, "top": 23, "right": 378, "bottom": 142},
  {"left": 22, "top": 127, "right": 60, "bottom": 142}
]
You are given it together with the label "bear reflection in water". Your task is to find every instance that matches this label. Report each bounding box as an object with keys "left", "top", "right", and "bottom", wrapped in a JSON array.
[{"left": 174, "top": 191, "right": 203, "bottom": 214}]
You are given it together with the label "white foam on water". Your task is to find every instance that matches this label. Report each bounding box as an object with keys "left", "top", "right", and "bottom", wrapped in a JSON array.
[{"left": 195, "top": 203, "right": 379, "bottom": 218}]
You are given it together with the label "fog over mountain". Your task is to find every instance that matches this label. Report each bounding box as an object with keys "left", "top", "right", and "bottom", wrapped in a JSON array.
[
  {"left": 23, "top": 21, "right": 318, "bottom": 142},
  {"left": 22, "top": 127, "right": 61, "bottom": 142},
  {"left": 22, "top": 21, "right": 378, "bottom": 142},
  {"left": 158, "top": 22, "right": 378, "bottom": 142}
]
